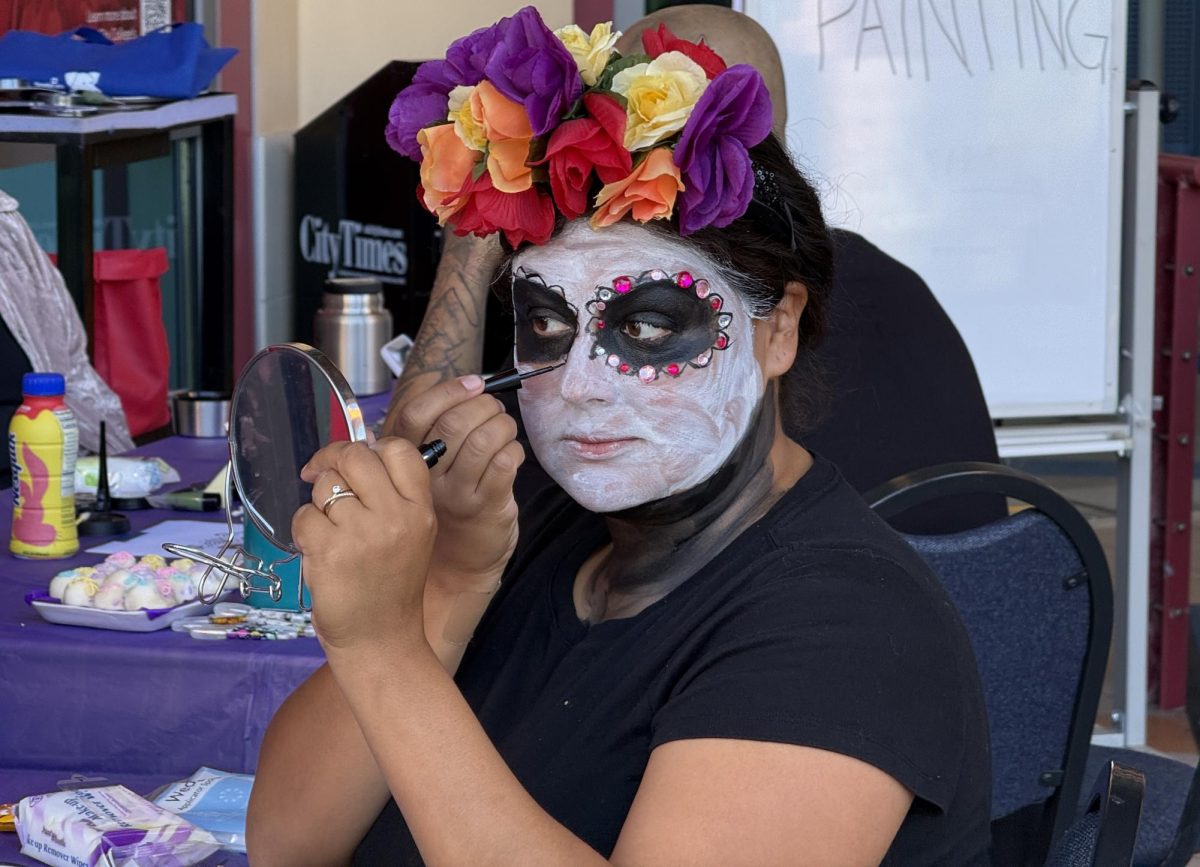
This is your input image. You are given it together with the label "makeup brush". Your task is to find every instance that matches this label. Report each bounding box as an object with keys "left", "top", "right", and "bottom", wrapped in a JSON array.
[{"left": 482, "top": 362, "right": 565, "bottom": 394}]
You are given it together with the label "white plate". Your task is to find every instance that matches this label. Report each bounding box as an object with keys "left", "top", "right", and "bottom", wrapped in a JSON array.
[{"left": 28, "top": 598, "right": 215, "bottom": 632}]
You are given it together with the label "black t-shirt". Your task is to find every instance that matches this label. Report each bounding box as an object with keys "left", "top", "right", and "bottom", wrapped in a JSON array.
[
  {"left": 354, "top": 455, "right": 992, "bottom": 865},
  {"left": 799, "top": 230, "right": 1004, "bottom": 533}
]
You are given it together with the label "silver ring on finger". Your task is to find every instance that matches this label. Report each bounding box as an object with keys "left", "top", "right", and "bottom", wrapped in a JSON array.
[{"left": 320, "top": 483, "right": 358, "bottom": 516}]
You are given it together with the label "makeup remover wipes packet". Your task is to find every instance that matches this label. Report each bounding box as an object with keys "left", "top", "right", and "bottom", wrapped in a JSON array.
[
  {"left": 15, "top": 785, "right": 221, "bottom": 867},
  {"left": 152, "top": 767, "right": 253, "bottom": 852}
]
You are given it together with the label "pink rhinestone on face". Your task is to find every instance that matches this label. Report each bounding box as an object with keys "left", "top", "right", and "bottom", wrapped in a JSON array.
[
  {"left": 618, "top": 363, "right": 630, "bottom": 374},
  {"left": 665, "top": 363, "right": 681, "bottom": 377},
  {"left": 709, "top": 296, "right": 722, "bottom": 310},
  {"left": 607, "top": 354, "right": 621, "bottom": 368},
  {"left": 613, "top": 276, "right": 632, "bottom": 293},
  {"left": 638, "top": 365, "right": 657, "bottom": 383},
  {"left": 694, "top": 279, "right": 710, "bottom": 298},
  {"left": 649, "top": 269, "right": 666, "bottom": 281},
  {"left": 715, "top": 334, "right": 729, "bottom": 350},
  {"left": 676, "top": 272, "right": 694, "bottom": 289}
]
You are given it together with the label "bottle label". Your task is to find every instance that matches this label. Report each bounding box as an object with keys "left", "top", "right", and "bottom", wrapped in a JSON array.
[
  {"left": 8, "top": 430, "right": 19, "bottom": 503},
  {"left": 9, "top": 402, "right": 79, "bottom": 559},
  {"left": 55, "top": 408, "right": 78, "bottom": 498}
]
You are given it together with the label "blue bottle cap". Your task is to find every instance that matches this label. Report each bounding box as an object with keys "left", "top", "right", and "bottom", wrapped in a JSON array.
[{"left": 22, "top": 373, "right": 66, "bottom": 397}]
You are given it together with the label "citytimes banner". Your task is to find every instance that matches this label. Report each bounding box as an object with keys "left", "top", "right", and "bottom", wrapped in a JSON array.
[
  {"left": 298, "top": 217, "right": 407, "bottom": 286},
  {"left": 0, "top": 1, "right": 188, "bottom": 41},
  {"left": 292, "top": 61, "right": 442, "bottom": 350},
  {"left": 294, "top": 60, "right": 514, "bottom": 368}
]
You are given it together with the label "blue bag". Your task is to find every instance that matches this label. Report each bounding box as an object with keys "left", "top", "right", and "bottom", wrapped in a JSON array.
[{"left": 0, "top": 23, "right": 236, "bottom": 99}]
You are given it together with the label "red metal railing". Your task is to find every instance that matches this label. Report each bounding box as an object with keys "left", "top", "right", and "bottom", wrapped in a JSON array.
[{"left": 1150, "top": 155, "right": 1200, "bottom": 709}]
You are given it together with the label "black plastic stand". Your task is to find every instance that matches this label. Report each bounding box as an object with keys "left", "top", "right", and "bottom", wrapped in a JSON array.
[{"left": 77, "top": 421, "right": 131, "bottom": 537}]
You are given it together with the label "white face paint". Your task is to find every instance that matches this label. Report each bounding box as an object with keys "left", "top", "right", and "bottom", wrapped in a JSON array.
[{"left": 514, "top": 221, "right": 764, "bottom": 513}]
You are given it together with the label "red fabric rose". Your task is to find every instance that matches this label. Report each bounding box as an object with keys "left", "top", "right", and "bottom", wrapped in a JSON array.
[
  {"left": 641, "top": 23, "right": 727, "bottom": 80},
  {"left": 451, "top": 172, "right": 556, "bottom": 247},
  {"left": 539, "top": 92, "right": 632, "bottom": 220}
]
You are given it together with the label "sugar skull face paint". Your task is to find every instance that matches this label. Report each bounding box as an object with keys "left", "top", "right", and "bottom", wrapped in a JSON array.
[
  {"left": 513, "top": 221, "right": 764, "bottom": 513},
  {"left": 512, "top": 270, "right": 579, "bottom": 365},
  {"left": 584, "top": 269, "right": 732, "bottom": 382}
]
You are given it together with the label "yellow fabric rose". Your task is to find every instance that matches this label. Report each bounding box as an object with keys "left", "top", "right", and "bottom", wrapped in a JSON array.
[
  {"left": 611, "top": 51, "right": 708, "bottom": 151},
  {"left": 555, "top": 22, "right": 621, "bottom": 87},
  {"left": 447, "top": 85, "right": 487, "bottom": 152}
]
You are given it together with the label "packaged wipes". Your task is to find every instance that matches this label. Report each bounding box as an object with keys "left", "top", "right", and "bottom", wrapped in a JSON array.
[
  {"left": 15, "top": 785, "right": 221, "bottom": 867},
  {"left": 153, "top": 767, "right": 253, "bottom": 852},
  {"left": 75, "top": 456, "right": 179, "bottom": 498}
]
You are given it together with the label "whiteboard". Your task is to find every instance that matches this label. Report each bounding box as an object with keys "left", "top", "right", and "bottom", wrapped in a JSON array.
[{"left": 740, "top": 0, "right": 1127, "bottom": 419}]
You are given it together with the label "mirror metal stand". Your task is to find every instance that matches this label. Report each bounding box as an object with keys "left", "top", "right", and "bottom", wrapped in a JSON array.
[
  {"left": 160, "top": 342, "right": 368, "bottom": 613},
  {"left": 163, "top": 464, "right": 289, "bottom": 605}
]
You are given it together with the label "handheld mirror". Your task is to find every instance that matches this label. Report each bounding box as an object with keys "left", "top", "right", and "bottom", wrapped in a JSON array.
[{"left": 165, "top": 343, "right": 367, "bottom": 609}]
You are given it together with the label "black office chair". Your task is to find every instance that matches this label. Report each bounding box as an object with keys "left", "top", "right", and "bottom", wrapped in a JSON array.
[
  {"left": 1083, "top": 738, "right": 1200, "bottom": 865},
  {"left": 867, "top": 462, "right": 1140, "bottom": 865},
  {"left": 1080, "top": 601, "right": 1200, "bottom": 866},
  {"left": 1047, "top": 761, "right": 1146, "bottom": 866},
  {"left": 1152, "top": 758, "right": 1200, "bottom": 866}
]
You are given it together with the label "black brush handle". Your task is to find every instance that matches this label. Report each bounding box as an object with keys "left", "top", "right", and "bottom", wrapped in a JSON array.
[{"left": 95, "top": 420, "right": 110, "bottom": 513}]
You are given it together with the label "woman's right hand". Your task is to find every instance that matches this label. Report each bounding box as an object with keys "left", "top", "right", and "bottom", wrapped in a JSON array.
[{"left": 388, "top": 374, "right": 524, "bottom": 592}]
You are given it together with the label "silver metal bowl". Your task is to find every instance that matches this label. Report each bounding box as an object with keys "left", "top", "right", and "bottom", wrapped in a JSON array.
[{"left": 171, "top": 390, "right": 230, "bottom": 438}]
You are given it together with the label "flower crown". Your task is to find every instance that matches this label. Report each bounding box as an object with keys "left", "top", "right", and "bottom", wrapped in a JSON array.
[{"left": 386, "top": 6, "right": 772, "bottom": 247}]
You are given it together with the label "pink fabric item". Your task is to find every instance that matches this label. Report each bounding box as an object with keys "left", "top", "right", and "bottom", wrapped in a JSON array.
[{"left": 0, "top": 189, "right": 133, "bottom": 454}]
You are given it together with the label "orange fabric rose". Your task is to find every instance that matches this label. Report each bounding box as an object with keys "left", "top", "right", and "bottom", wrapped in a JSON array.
[
  {"left": 471, "top": 80, "right": 534, "bottom": 193},
  {"left": 590, "top": 148, "right": 684, "bottom": 228},
  {"left": 417, "top": 123, "right": 478, "bottom": 224}
]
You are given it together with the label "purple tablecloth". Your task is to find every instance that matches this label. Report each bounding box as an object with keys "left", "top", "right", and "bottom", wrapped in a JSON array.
[
  {"left": 0, "top": 394, "right": 393, "bottom": 863},
  {"left": 0, "top": 433, "right": 327, "bottom": 781}
]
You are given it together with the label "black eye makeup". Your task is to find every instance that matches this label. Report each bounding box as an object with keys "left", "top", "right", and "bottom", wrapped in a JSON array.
[
  {"left": 512, "top": 269, "right": 579, "bottom": 364},
  {"left": 585, "top": 269, "right": 733, "bottom": 383}
]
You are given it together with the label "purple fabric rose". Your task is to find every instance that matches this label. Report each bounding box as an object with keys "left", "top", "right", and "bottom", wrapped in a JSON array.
[
  {"left": 673, "top": 65, "right": 772, "bottom": 234},
  {"left": 385, "top": 21, "right": 502, "bottom": 160},
  {"left": 385, "top": 79, "right": 449, "bottom": 160},
  {"left": 483, "top": 6, "right": 582, "bottom": 137},
  {"left": 443, "top": 20, "right": 503, "bottom": 85}
]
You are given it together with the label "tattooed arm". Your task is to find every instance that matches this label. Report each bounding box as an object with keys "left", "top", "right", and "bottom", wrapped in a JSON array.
[
  {"left": 373, "top": 232, "right": 514, "bottom": 677},
  {"left": 382, "top": 232, "right": 503, "bottom": 435}
]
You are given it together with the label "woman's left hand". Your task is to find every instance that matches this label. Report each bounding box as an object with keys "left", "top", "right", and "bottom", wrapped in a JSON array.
[{"left": 294, "top": 438, "right": 437, "bottom": 655}]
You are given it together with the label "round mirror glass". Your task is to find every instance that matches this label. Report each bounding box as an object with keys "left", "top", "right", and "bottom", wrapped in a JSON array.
[{"left": 229, "top": 343, "right": 366, "bottom": 552}]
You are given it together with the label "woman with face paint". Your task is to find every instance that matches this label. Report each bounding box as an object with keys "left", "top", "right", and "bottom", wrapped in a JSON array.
[{"left": 249, "top": 11, "right": 992, "bottom": 867}]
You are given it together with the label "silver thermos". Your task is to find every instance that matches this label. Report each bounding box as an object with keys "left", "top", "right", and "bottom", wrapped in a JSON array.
[{"left": 314, "top": 277, "right": 394, "bottom": 395}]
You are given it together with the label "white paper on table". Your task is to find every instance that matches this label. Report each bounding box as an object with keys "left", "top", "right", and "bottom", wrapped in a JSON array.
[{"left": 86, "top": 519, "right": 243, "bottom": 557}]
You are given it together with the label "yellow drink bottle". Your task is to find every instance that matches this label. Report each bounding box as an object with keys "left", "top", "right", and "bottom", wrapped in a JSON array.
[{"left": 9, "top": 373, "right": 79, "bottom": 559}]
